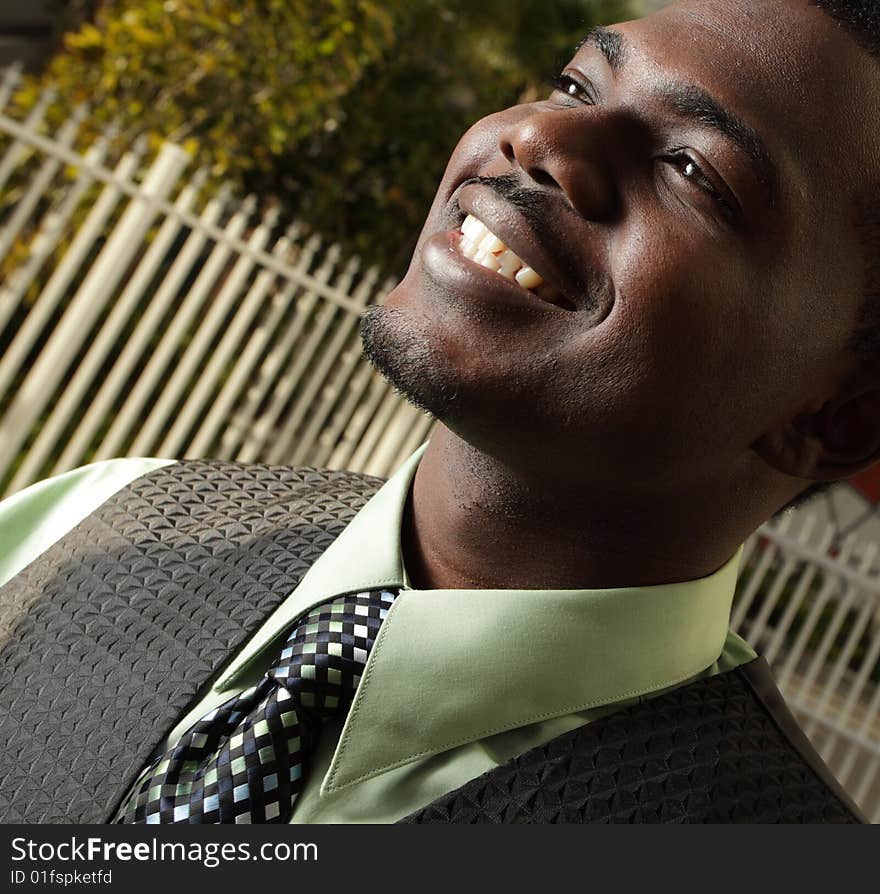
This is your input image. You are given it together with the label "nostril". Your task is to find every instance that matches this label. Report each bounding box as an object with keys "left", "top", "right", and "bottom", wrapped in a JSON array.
[
  {"left": 499, "top": 132, "right": 561, "bottom": 190},
  {"left": 530, "top": 167, "right": 558, "bottom": 188}
]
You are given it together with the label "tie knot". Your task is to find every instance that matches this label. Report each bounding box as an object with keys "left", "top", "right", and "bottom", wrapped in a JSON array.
[{"left": 268, "top": 588, "right": 398, "bottom": 716}]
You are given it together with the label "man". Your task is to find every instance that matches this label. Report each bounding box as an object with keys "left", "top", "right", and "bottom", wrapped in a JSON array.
[{"left": 0, "top": 0, "right": 875, "bottom": 823}]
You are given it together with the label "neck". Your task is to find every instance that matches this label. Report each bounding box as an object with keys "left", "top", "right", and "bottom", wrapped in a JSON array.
[{"left": 402, "top": 425, "right": 754, "bottom": 591}]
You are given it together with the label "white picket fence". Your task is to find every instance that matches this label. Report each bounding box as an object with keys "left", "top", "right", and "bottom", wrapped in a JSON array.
[
  {"left": 0, "top": 66, "right": 433, "bottom": 498},
  {"left": 1, "top": 69, "right": 879, "bottom": 821},
  {"left": 734, "top": 513, "right": 880, "bottom": 821}
]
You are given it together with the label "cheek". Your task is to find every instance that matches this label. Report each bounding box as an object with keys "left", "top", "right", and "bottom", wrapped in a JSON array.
[{"left": 561, "top": 231, "right": 763, "bottom": 456}]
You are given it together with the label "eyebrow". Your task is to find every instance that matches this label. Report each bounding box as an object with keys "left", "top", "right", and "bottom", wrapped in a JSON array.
[
  {"left": 662, "top": 83, "right": 777, "bottom": 197},
  {"left": 577, "top": 26, "right": 628, "bottom": 71},
  {"left": 576, "top": 26, "right": 778, "bottom": 200}
]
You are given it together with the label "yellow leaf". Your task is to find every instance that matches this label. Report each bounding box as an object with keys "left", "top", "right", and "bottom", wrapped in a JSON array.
[{"left": 66, "top": 24, "right": 104, "bottom": 50}]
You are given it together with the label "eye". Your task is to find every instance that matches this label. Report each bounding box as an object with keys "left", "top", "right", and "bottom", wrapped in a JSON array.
[
  {"left": 661, "top": 149, "right": 737, "bottom": 220},
  {"left": 549, "top": 72, "right": 596, "bottom": 105}
]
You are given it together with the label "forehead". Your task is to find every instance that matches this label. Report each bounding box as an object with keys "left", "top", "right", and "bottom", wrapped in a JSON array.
[{"left": 598, "top": 0, "right": 880, "bottom": 215}]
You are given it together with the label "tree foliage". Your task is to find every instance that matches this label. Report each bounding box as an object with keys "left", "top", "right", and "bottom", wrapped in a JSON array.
[{"left": 20, "top": 0, "right": 640, "bottom": 273}]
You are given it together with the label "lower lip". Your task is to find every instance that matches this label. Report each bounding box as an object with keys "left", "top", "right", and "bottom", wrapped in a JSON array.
[{"left": 421, "top": 229, "right": 562, "bottom": 314}]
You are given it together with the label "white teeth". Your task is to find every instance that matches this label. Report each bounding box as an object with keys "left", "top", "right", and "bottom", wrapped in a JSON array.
[
  {"left": 461, "top": 215, "right": 482, "bottom": 239},
  {"left": 457, "top": 213, "right": 545, "bottom": 291},
  {"left": 474, "top": 244, "right": 501, "bottom": 271},
  {"left": 515, "top": 266, "right": 543, "bottom": 290},
  {"left": 497, "top": 250, "right": 522, "bottom": 280},
  {"left": 473, "top": 231, "right": 497, "bottom": 258},
  {"left": 459, "top": 233, "right": 479, "bottom": 254},
  {"left": 480, "top": 231, "right": 505, "bottom": 254}
]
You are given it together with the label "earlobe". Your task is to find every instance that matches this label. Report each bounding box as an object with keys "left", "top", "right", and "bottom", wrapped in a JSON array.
[
  {"left": 817, "top": 392, "right": 880, "bottom": 471},
  {"left": 754, "top": 389, "right": 880, "bottom": 483},
  {"left": 752, "top": 417, "right": 822, "bottom": 481}
]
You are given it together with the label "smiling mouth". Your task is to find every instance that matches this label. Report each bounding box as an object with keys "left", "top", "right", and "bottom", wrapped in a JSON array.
[{"left": 454, "top": 214, "right": 576, "bottom": 311}]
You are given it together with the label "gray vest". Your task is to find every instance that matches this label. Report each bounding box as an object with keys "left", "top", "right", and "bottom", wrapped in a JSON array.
[{"left": 0, "top": 462, "right": 863, "bottom": 824}]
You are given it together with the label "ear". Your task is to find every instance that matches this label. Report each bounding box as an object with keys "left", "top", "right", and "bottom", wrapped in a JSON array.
[{"left": 753, "top": 379, "right": 880, "bottom": 482}]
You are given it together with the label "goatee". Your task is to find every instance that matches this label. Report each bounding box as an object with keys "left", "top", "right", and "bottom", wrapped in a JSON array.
[{"left": 359, "top": 305, "right": 458, "bottom": 421}]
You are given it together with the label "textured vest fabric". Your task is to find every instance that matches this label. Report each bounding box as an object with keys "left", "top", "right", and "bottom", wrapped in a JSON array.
[
  {"left": 399, "top": 658, "right": 864, "bottom": 824},
  {"left": 0, "top": 461, "right": 864, "bottom": 824},
  {"left": 0, "top": 461, "right": 384, "bottom": 823}
]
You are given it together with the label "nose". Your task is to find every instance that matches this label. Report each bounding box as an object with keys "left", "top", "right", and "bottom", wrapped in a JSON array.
[{"left": 498, "top": 109, "right": 618, "bottom": 221}]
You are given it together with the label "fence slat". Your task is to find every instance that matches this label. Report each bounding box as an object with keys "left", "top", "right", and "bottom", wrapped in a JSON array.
[
  {"left": 822, "top": 632, "right": 880, "bottom": 768},
  {"left": 283, "top": 268, "right": 380, "bottom": 466},
  {"left": 362, "top": 398, "right": 423, "bottom": 478},
  {"left": 0, "top": 63, "right": 22, "bottom": 114},
  {"left": 28, "top": 170, "right": 208, "bottom": 478},
  {"left": 731, "top": 513, "right": 793, "bottom": 630},
  {"left": 154, "top": 205, "right": 281, "bottom": 457},
  {"left": 0, "top": 128, "right": 114, "bottom": 336},
  {"left": 69, "top": 186, "right": 231, "bottom": 465},
  {"left": 841, "top": 683, "right": 880, "bottom": 789},
  {"left": 789, "top": 544, "right": 877, "bottom": 708},
  {"left": 187, "top": 225, "right": 301, "bottom": 458},
  {"left": 305, "top": 337, "right": 373, "bottom": 466},
  {"left": 744, "top": 514, "right": 816, "bottom": 648},
  {"left": 235, "top": 243, "right": 344, "bottom": 463},
  {"left": 346, "top": 385, "right": 405, "bottom": 473},
  {"left": 219, "top": 233, "right": 321, "bottom": 459},
  {"left": 2, "top": 142, "right": 189, "bottom": 493},
  {"left": 850, "top": 684, "right": 880, "bottom": 807},
  {"left": 123, "top": 194, "right": 256, "bottom": 456},
  {"left": 182, "top": 218, "right": 295, "bottom": 458},
  {"left": 0, "top": 87, "right": 53, "bottom": 192},
  {"left": 804, "top": 594, "right": 877, "bottom": 739},
  {"left": 325, "top": 368, "right": 391, "bottom": 470},
  {"left": 0, "top": 144, "right": 143, "bottom": 404},
  {"left": 0, "top": 107, "right": 85, "bottom": 265},
  {"left": 784, "top": 548, "right": 855, "bottom": 694},
  {"left": 761, "top": 521, "right": 836, "bottom": 665},
  {"left": 287, "top": 271, "right": 384, "bottom": 466},
  {"left": 265, "top": 256, "right": 361, "bottom": 465},
  {"left": 390, "top": 410, "right": 435, "bottom": 472}
]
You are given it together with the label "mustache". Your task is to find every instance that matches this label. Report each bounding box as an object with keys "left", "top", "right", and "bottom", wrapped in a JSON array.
[
  {"left": 461, "top": 174, "right": 608, "bottom": 315},
  {"left": 467, "top": 174, "right": 548, "bottom": 227}
]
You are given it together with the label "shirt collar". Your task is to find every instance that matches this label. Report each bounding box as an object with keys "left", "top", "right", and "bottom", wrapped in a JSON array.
[{"left": 213, "top": 443, "right": 742, "bottom": 795}]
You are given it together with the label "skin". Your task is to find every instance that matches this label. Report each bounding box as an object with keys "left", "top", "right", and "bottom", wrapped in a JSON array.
[{"left": 361, "top": 0, "right": 880, "bottom": 590}]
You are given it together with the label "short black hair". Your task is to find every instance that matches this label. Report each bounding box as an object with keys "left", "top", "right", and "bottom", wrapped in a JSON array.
[
  {"left": 813, "top": 0, "right": 880, "bottom": 57},
  {"left": 777, "top": 3, "right": 880, "bottom": 513}
]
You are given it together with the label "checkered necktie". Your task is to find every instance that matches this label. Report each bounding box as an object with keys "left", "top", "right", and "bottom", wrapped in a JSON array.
[{"left": 113, "top": 588, "right": 398, "bottom": 824}]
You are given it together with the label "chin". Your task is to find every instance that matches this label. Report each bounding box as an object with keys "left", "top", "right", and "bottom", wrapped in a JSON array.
[{"left": 359, "top": 303, "right": 461, "bottom": 422}]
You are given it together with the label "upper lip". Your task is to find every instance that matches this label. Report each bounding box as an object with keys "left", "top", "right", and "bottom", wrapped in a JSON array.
[{"left": 453, "top": 181, "right": 586, "bottom": 311}]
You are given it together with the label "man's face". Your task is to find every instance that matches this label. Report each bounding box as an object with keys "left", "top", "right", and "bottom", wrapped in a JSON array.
[{"left": 363, "top": 0, "right": 880, "bottom": 499}]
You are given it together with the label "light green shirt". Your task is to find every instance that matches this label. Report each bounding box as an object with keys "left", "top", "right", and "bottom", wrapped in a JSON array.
[{"left": 0, "top": 445, "right": 756, "bottom": 823}]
